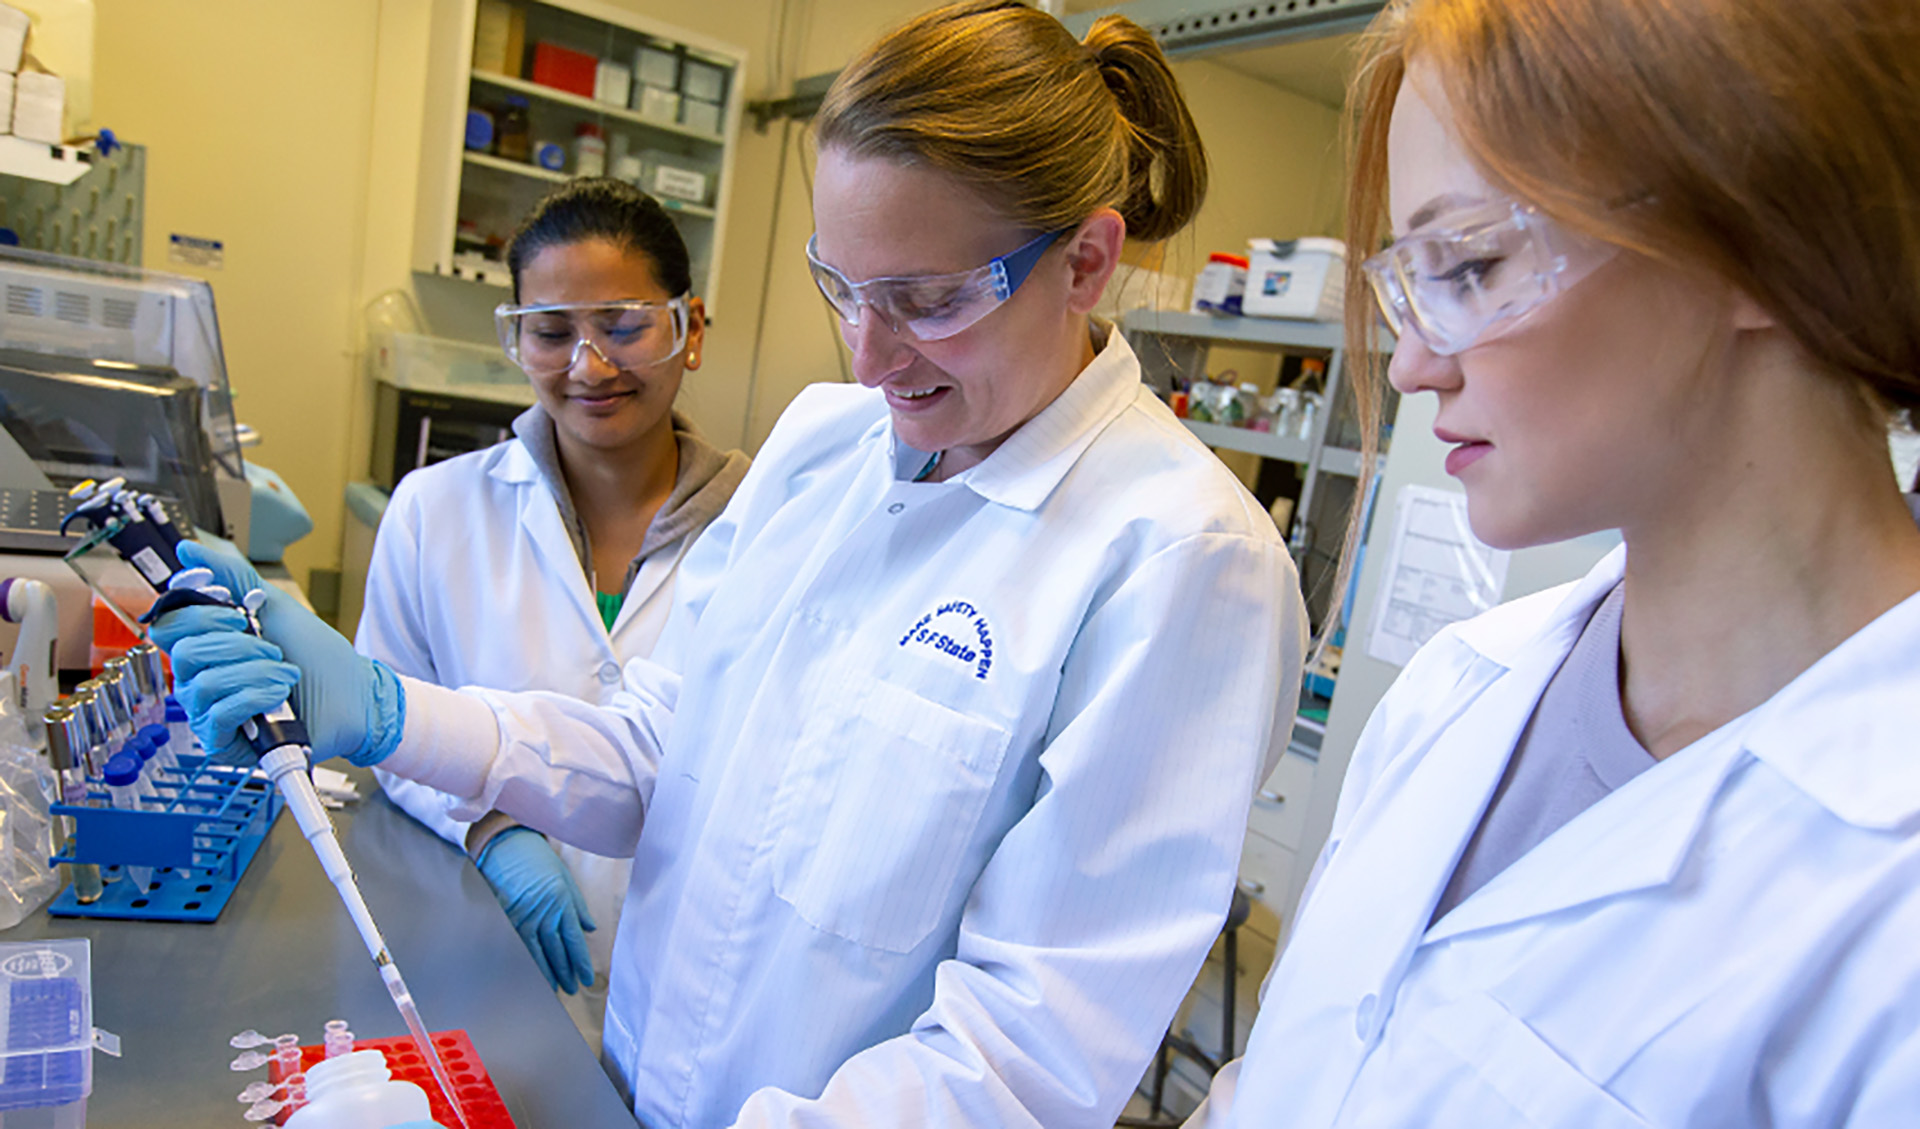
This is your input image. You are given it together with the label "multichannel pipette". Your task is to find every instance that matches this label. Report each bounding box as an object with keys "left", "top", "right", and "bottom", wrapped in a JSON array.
[{"left": 60, "top": 479, "right": 469, "bottom": 1129}]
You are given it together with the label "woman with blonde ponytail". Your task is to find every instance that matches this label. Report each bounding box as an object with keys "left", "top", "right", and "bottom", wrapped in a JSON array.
[{"left": 150, "top": 2, "right": 1305, "bottom": 1125}]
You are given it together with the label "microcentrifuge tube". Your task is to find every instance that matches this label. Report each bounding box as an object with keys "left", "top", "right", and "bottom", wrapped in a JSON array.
[
  {"left": 238, "top": 1081, "right": 276, "bottom": 1103},
  {"left": 230, "top": 1050, "right": 271, "bottom": 1072},
  {"left": 244, "top": 1098, "right": 287, "bottom": 1121},
  {"left": 230, "top": 1029, "right": 270, "bottom": 1049}
]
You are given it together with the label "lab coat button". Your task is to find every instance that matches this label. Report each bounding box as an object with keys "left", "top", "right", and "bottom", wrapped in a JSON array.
[
  {"left": 887, "top": 502, "right": 906, "bottom": 514},
  {"left": 597, "top": 662, "right": 621, "bottom": 684},
  {"left": 1355, "top": 994, "right": 1380, "bottom": 1042}
]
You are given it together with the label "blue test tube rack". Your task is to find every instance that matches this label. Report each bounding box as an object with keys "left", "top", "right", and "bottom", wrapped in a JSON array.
[{"left": 46, "top": 753, "right": 283, "bottom": 922}]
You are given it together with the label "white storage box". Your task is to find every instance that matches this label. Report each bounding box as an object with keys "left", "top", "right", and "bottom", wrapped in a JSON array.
[
  {"left": 1243, "top": 237, "right": 1345, "bottom": 321},
  {"left": 595, "top": 62, "right": 632, "bottom": 108},
  {"left": 639, "top": 149, "right": 712, "bottom": 206},
  {"left": 12, "top": 71, "right": 62, "bottom": 145},
  {"left": 681, "top": 97, "right": 721, "bottom": 136},
  {"left": 633, "top": 84, "right": 680, "bottom": 126},
  {"left": 0, "top": 5, "right": 25, "bottom": 75},
  {"left": 682, "top": 57, "right": 727, "bottom": 103},
  {"left": 634, "top": 43, "right": 678, "bottom": 90}
]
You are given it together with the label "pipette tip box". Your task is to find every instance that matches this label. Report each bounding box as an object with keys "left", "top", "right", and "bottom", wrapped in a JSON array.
[
  {"left": 271, "top": 1029, "right": 514, "bottom": 1128},
  {"left": 0, "top": 939, "right": 93, "bottom": 1126}
]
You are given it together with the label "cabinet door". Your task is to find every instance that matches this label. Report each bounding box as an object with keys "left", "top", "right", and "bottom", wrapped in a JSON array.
[{"left": 1246, "top": 747, "right": 1317, "bottom": 854}]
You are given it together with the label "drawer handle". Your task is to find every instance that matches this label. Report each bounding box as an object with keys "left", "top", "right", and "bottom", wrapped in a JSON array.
[
  {"left": 1259, "top": 789, "right": 1285, "bottom": 805},
  {"left": 1238, "top": 878, "right": 1266, "bottom": 896}
]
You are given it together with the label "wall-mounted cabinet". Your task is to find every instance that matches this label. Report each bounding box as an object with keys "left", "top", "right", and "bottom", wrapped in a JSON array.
[{"left": 415, "top": 0, "right": 745, "bottom": 309}]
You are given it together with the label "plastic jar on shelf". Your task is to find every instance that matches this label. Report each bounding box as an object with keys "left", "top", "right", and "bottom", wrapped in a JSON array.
[{"left": 573, "top": 123, "right": 606, "bottom": 178}]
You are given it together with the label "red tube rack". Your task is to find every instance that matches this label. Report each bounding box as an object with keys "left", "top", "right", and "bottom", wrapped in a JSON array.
[{"left": 268, "top": 1029, "right": 514, "bottom": 1128}]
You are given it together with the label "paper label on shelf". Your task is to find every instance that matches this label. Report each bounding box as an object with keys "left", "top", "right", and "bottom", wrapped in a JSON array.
[
  {"left": 168, "top": 233, "right": 224, "bottom": 270},
  {"left": 650, "top": 165, "right": 708, "bottom": 203},
  {"left": 1365, "top": 485, "right": 1509, "bottom": 667}
]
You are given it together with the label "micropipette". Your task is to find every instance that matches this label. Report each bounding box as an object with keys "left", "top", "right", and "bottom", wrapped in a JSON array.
[{"left": 61, "top": 483, "right": 469, "bottom": 1129}]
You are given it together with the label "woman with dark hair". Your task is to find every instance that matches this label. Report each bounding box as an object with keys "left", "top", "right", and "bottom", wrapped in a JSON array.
[
  {"left": 153, "top": 3, "right": 1304, "bottom": 1124},
  {"left": 363, "top": 178, "right": 748, "bottom": 1051},
  {"left": 1194, "top": 0, "right": 1920, "bottom": 1124}
]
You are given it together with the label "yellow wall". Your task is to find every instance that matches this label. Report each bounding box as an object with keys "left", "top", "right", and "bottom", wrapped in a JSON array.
[{"left": 91, "top": 0, "right": 1345, "bottom": 592}]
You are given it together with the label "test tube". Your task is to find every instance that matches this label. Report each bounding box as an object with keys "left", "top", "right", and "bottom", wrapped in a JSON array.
[
  {"left": 273, "top": 1033, "right": 301, "bottom": 1076},
  {"left": 137, "top": 724, "right": 177, "bottom": 774},
  {"left": 102, "top": 753, "right": 152, "bottom": 893},
  {"left": 128, "top": 737, "right": 161, "bottom": 802},
  {"left": 322, "top": 1020, "right": 353, "bottom": 1059},
  {"left": 43, "top": 705, "right": 103, "bottom": 904},
  {"left": 163, "top": 696, "right": 196, "bottom": 759}
]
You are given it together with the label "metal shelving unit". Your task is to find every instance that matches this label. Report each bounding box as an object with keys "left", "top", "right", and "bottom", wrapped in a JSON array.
[{"left": 1120, "top": 309, "right": 1387, "bottom": 574}]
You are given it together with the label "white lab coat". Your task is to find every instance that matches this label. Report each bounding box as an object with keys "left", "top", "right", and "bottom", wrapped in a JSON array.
[
  {"left": 382, "top": 329, "right": 1308, "bottom": 1128},
  {"left": 355, "top": 436, "right": 695, "bottom": 1020},
  {"left": 1196, "top": 543, "right": 1920, "bottom": 1128}
]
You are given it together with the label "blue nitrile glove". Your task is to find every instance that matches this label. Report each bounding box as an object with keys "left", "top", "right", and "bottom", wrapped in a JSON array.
[
  {"left": 473, "top": 827, "right": 597, "bottom": 994},
  {"left": 146, "top": 539, "right": 405, "bottom": 766}
]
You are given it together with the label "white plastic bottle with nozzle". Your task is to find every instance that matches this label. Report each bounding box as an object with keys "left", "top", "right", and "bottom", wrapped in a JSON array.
[
  {"left": 281, "top": 1049, "right": 446, "bottom": 1129},
  {"left": 0, "top": 578, "right": 57, "bottom": 737}
]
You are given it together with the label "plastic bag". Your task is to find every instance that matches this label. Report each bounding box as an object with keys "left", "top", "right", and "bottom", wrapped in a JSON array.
[{"left": 0, "top": 674, "right": 58, "bottom": 928}]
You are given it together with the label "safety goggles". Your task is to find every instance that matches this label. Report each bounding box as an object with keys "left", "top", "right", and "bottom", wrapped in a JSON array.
[
  {"left": 1362, "top": 201, "right": 1616, "bottom": 355},
  {"left": 494, "top": 297, "right": 693, "bottom": 376},
  {"left": 805, "top": 227, "right": 1073, "bottom": 342}
]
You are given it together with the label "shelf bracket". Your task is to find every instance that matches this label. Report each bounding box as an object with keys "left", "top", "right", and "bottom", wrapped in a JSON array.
[
  {"left": 1061, "top": 0, "right": 1387, "bottom": 57},
  {"left": 746, "top": 71, "right": 839, "bottom": 133}
]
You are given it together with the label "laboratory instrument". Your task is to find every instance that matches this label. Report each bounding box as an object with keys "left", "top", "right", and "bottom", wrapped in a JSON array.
[
  {"left": 0, "top": 577, "right": 57, "bottom": 725},
  {"left": 60, "top": 478, "right": 468, "bottom": 1129}
]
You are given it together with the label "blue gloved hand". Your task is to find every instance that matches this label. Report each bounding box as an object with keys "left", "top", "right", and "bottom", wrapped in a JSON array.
[
  {"left": 147, "top": 539, "right": 405, "bottom": 766},
  {"left": 473, "top": 828, "right": 597, "bottom": 994}
]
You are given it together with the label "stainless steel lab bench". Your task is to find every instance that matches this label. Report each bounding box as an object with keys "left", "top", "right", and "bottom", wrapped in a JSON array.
[{"left": 3, "top": 764, "right": 637, "bottom": 1127}]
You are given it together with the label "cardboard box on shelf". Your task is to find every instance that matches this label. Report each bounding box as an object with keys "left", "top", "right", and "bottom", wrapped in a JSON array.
[
  {"left": 530, "top": 42, "right": 595, "bottom": 98},
  {"left": 471, "top": 0, "right": 520, "bottom": 75}
]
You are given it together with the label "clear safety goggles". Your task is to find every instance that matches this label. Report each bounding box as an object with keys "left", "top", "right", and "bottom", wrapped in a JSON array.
[
  {"left": 805, "top": 227, "right": 1072, "bottom": 342},
  {"left": 494, "top": 297, "right": 693, "bottom": 376},
  {"left": 1362, "top": 201, "right": 1616, "bottom": 355}
]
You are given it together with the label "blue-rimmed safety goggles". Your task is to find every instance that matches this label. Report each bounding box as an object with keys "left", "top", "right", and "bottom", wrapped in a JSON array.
[{"left": 806, "top": 227, "right": 1074, "bottom": 342}]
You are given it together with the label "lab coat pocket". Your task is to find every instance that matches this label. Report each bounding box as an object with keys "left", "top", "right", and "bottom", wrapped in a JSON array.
[
  {"left": 1414, "top": 992, "right": 1650, "bottom": 1129},
  {"left": 771, "top": 675, "right": 1012, "bottom": 954}
]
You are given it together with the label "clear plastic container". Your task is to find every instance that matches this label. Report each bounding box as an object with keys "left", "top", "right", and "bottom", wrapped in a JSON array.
[
  {"left": 282, "top": 1049, "right": 441, "bottom": 1129},
  {"left": 0, "top": 938, "right": 94, "bottom": 1123}
]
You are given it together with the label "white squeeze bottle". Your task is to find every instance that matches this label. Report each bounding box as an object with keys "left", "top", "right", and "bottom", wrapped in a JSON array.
[{"left": 282, "top": 1049, "right": 447, "bottom": 1129}]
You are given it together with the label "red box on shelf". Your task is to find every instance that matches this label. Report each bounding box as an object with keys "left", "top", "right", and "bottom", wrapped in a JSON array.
[
  {"left": 269, "top": 1030, "right": 514, "bottom": 1128},
  {"left": 530, "top": 42, "right": 597, "bottom": 98}
]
